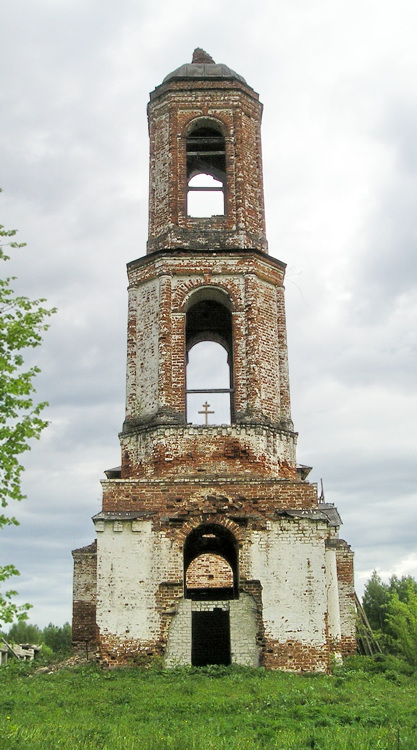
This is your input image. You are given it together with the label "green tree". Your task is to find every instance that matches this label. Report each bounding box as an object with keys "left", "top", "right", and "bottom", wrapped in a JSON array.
[
  {"left": 0, "top": 207, "right": 56, "bottom": 627},
  {"left": 362, "top": 571, "right": 417, "bottom": 663},
  {"left": 388, "top": 574, "right": 417, "bottom": 602},
  {"left": 362, "top": 572, "right": 417, "bottom": 634},
  {"left": 42, "top": 622, "right": 72, "bottom": 654},
  {"left": 386, "top": 587, "right": 417, "bottom": 666},
  {"left": 362, "top": 570, "right": 390, "bottom": 631},
  {"left": 7, "top": 620, "right": 42, "bottom": 645}
]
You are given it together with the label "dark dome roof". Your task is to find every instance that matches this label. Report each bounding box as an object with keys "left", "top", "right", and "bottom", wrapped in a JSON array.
[{"left": 163, "top": 48, "right": 247, "bottom": 86}]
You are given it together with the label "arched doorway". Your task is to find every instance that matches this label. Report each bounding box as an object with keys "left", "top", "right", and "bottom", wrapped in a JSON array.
[{"left": 184, "top": 523, "right": 238, "bottom": 666}]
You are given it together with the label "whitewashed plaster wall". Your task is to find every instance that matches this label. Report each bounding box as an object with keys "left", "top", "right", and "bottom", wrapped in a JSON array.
[
  {"left": 325, "top": 547, "right": 342, "bottom": 652},
  {"left": 248, "top": 518, "right": 329, "bottom": 646},
  {"left": 95, "top": 516, "right": 339, "bottom": 662},
  {"left": 229, "top": 593, "right": 259, "bottom": 667},
  {"left": 95, "top": 520, "right": 180, "bottom": 640}
]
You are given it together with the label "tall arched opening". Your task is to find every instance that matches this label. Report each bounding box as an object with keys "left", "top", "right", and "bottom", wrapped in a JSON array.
[
  {"left": 185, "top": 287, "right": 234, "bottom": 424},
  {"left": 186, "top": 119, "right": 226, "bottom": 217},
  {"left": 184, "top": 523, "right": 239, "bottom": 667}
]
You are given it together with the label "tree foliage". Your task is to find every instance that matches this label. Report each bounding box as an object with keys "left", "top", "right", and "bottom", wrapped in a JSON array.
[
  {"left": 0, "top": 564, "right": 32, "bottom": 627},
  {"left": 6, "top": 619, "right": 42, "bottom": 645},
  {"left": 386, "top": 588, "right": 417, "bottom": 666},
  {"left": 0, "top": 208, "right": 56, "bottom": 627},
  {"left": 362, "top": 570, "right": 389, "bottom": 631},
  {"left": 42, "top": 621, "right": 72, "bottom": 654},
  {"left": 362, "top": 570, "right": 417, "bottom": 665},
  {"left": 5, "top": 620, "right": 72, "bottom": 655}
]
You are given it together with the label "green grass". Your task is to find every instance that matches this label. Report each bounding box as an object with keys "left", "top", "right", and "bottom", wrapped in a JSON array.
[{"left": 0, "top": 658, "right": 416, "bottom": 749}]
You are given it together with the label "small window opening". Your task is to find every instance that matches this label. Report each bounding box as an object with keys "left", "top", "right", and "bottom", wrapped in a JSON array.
[{"left": 186, "top": 123, "right": 226, "bottom": 217}]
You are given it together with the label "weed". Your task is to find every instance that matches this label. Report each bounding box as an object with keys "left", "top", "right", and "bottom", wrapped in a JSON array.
[{"left": 0, "top": 659, "right": 416, "bottom": 749}]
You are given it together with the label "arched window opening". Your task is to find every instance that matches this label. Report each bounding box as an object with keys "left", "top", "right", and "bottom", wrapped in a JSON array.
[
  {"left": 185, "top": 292, "right": 234, "bottom": 425},
  {"left": 186, "top": 122, "right": 226, "bottom": 217},
  {"left": 184, "top": 524, "right": 239, "bottom": 600}
]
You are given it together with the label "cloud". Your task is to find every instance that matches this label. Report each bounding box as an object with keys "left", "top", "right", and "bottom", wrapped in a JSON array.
[{"left": 1, "top": 0, "right": 417, "bottom": 626}]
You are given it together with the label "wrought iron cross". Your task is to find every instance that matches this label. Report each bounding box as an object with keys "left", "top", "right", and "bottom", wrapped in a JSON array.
[{"left": 198, "top": 401, "right": 214, "bottom": 425}]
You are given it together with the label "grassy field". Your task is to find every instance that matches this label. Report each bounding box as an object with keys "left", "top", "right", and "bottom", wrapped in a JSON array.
[{"left": 0, "top": 657, "right": 416, "bottom": 749}]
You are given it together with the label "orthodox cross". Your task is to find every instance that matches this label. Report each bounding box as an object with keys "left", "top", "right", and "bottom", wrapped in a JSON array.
[{"left": 198, "top": 401, "right": 214, "bottom": 425}]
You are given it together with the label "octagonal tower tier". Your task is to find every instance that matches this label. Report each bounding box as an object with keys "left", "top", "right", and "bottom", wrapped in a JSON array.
[{"left": 147, "top": 48, "right": 267, "bottom": 254}]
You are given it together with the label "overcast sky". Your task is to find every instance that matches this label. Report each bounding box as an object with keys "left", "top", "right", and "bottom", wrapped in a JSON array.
[{"left": 1, "top": 0, "right": 417, "bottom": 628}]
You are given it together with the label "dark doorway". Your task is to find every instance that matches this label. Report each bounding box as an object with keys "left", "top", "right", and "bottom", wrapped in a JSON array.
[{"left": 191, "top": 609, "right": 231, "bottom": 666}]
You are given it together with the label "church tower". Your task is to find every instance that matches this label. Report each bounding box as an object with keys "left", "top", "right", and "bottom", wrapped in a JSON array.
[{"left": 72, "top": 50, "right": 356, "bottom": 671}]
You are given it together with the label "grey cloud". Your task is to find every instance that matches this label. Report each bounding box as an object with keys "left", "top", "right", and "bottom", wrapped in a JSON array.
[{"left": 2, "top": 0, "right": 417, "bottom": 628}]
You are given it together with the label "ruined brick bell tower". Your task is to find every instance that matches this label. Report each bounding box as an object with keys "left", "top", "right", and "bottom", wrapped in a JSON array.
[{"left": 72, "top": 49, "right": 356, "bottom": 670}]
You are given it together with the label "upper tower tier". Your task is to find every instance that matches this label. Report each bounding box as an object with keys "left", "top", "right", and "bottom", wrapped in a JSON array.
[{"left": 147, "top": 49, "right": 267, "bottom": 254}]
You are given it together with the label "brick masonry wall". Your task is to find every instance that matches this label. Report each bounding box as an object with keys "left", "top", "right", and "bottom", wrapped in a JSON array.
[
  {"left": 120, "top": 424, "right": 297, "bottom": 480},
  {"left": 164, "top": 598, "right": 192, "bottom": 666},
  {"left": 101, "top": 477, "right": 319, "bottom": 515},
  {"left": 248, "top": 517, "right": 330, "bottom": 664},
  {"left": 96, "top": 521, "right": 173, "bottom": 646},
  {"left": 72, "top": 602, "right": 97, "bottom": 655},
  {"left": 325, "top": 546, "right": 342, "bottom": 656},
  {"left": 336, "top": 541, "right": 357, "bottom": 656},
  {"left": 164, "top": 594, "right": 260, "bottom": 668},
  {"left": 125, "top": 278, "right": 159, "bottom": 421},
  {"left": 186, "top": 553, "right": 233, "bottom": 588},
  {"left": 262, "top": 639, "right": 330, "bottom": 672},
  {"left": 72, "top": 542, "right": 97, "bottom": 651}
]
